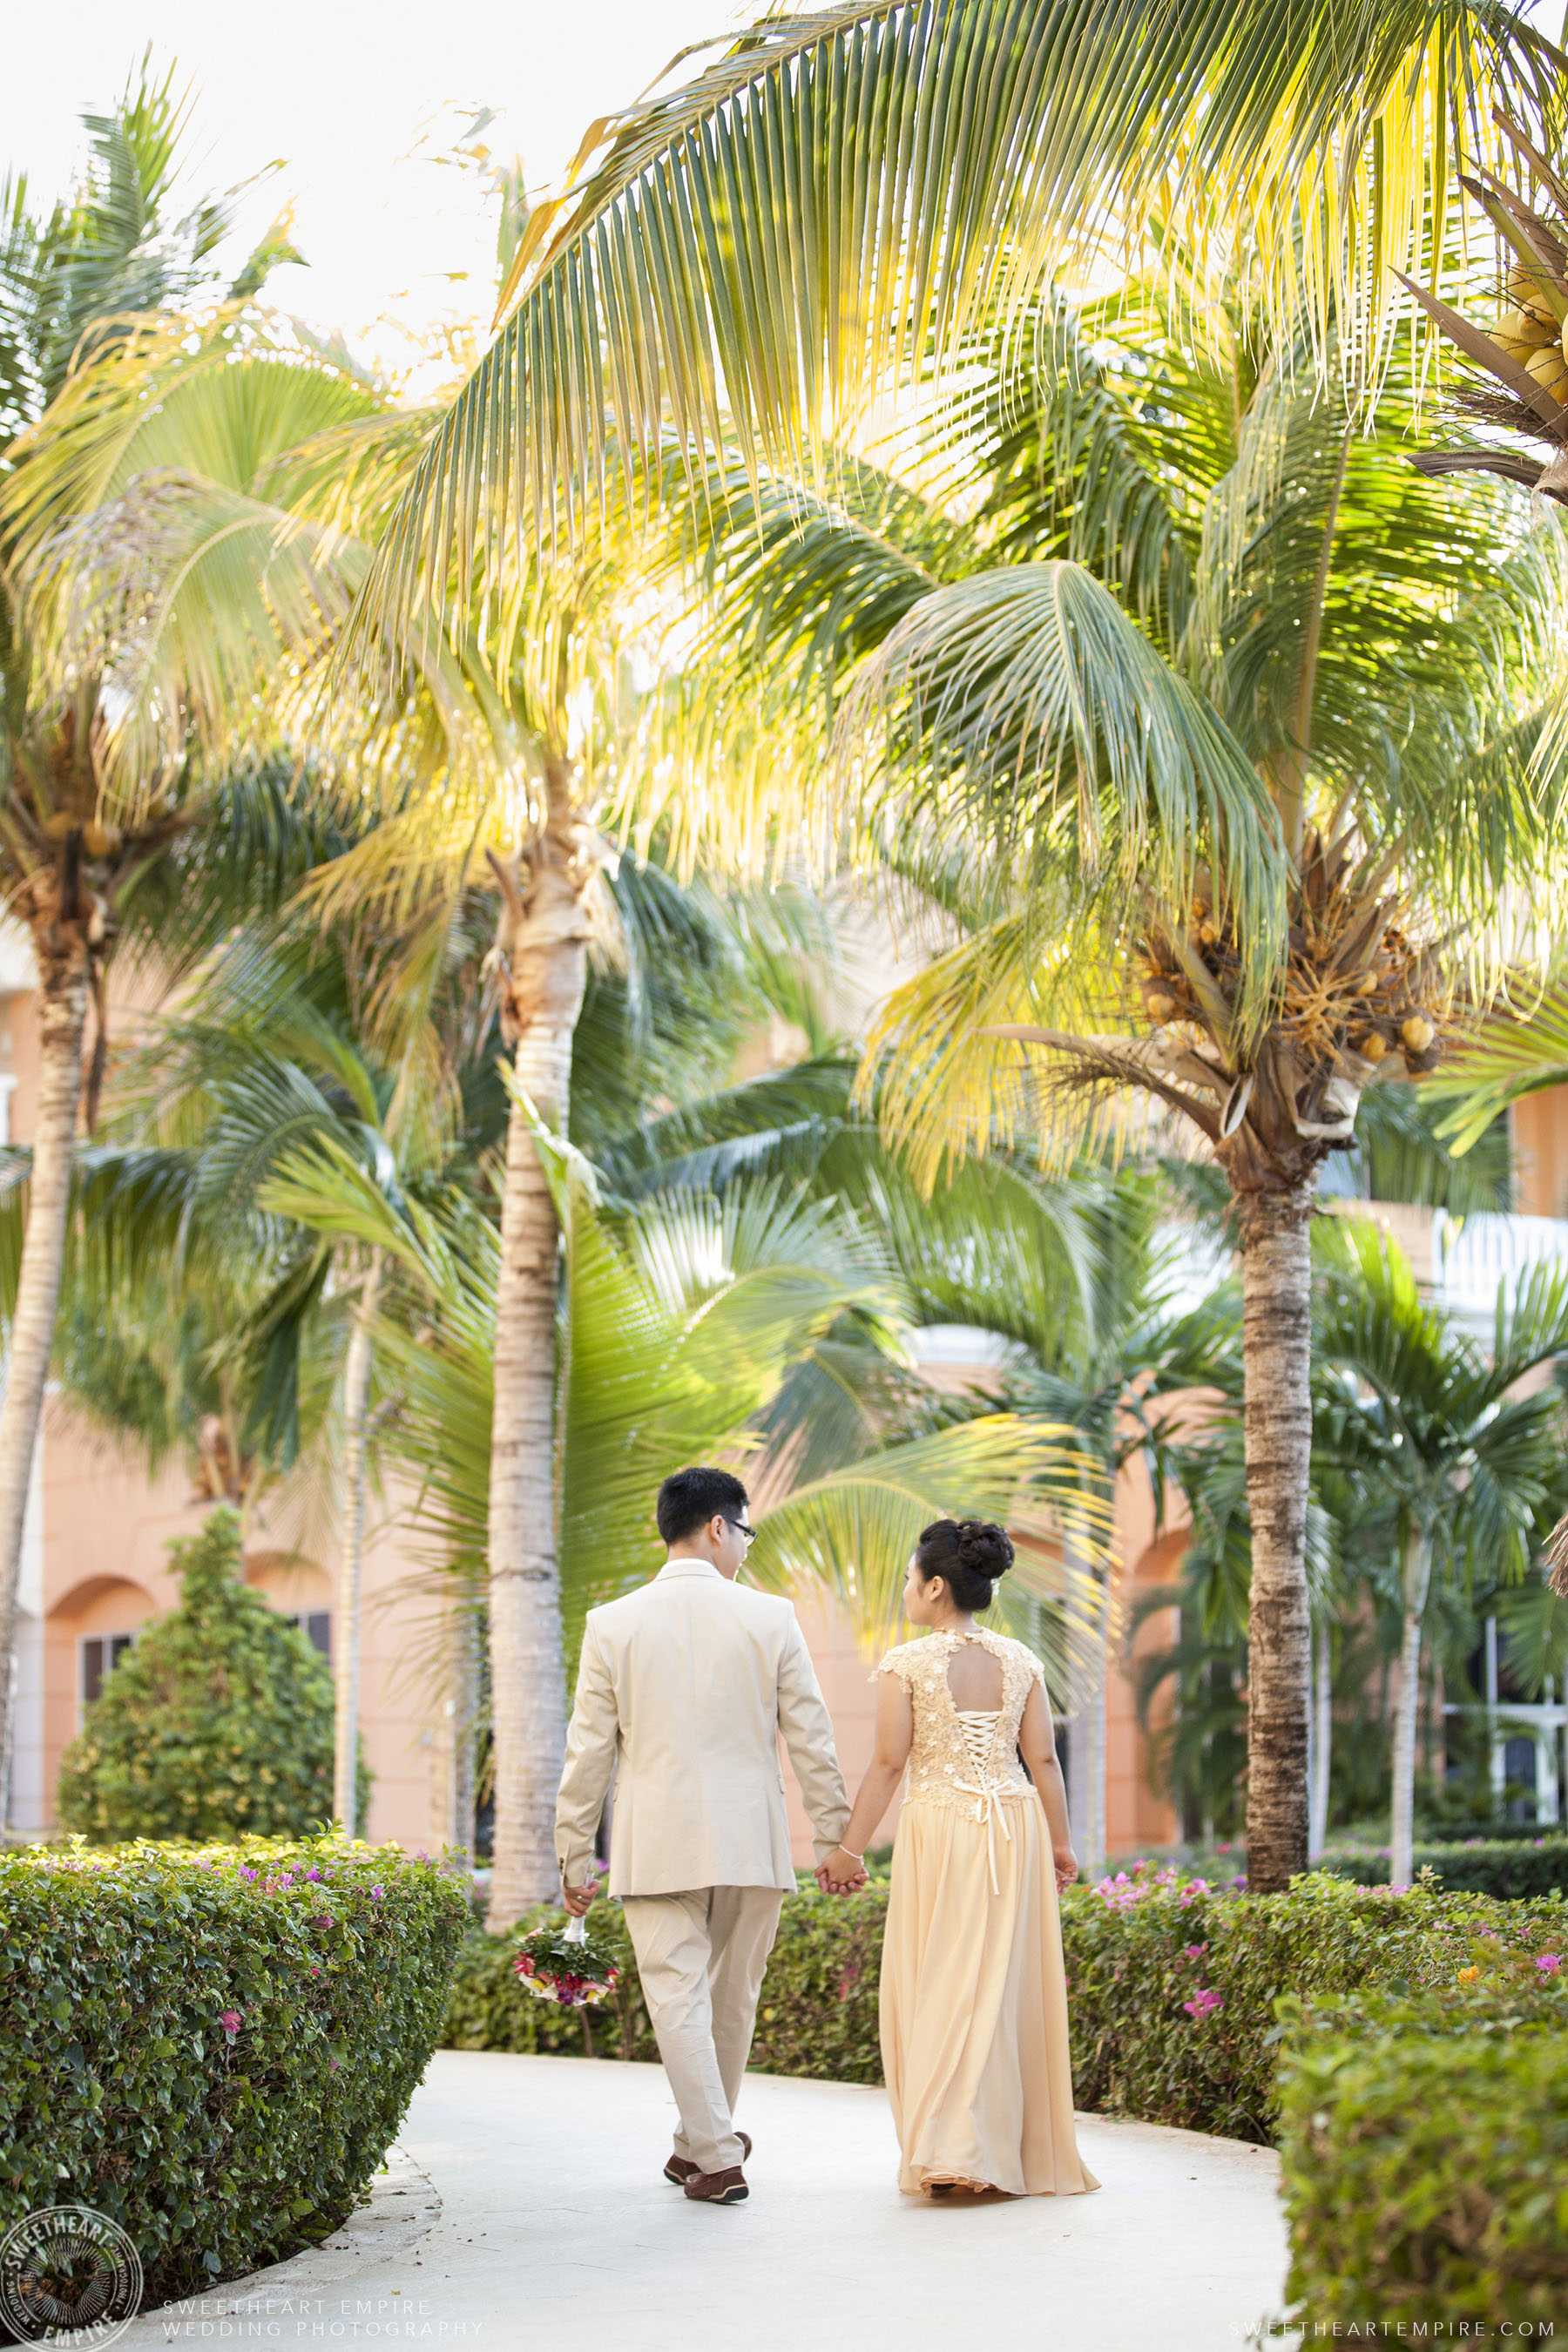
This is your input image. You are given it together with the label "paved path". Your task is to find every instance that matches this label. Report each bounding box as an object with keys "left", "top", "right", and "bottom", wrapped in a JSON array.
[{"left": 125, "top": 2053, "right": 1292, "bottom": 2351}]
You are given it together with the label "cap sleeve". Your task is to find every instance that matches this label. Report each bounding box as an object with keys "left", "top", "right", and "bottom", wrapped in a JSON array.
[{"left": 869, "top": 1645, "right": 915, "bottom": 1688}]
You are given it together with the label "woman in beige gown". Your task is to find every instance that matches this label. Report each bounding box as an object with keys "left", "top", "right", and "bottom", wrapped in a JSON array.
[{"left": 816, "top": 1518, "right": 1099, "bottom": 2200}]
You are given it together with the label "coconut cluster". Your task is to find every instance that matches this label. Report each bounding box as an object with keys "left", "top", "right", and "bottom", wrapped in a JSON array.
[
  {"left": 1489, "top": 257, "right": 1568, "bottom": 402},
  {"left": 1140, "top": 841, "right": 1446, "bottom": 1080}
]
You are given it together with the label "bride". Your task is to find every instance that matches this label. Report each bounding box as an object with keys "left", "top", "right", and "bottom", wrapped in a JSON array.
[{"left": 817, "top": 1518, "right": 1100, "bottom": 2200}]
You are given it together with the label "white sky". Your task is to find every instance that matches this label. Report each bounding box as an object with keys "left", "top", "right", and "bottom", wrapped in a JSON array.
[{"left": 1, "top": 1, "right": 751, "bottom": 382}]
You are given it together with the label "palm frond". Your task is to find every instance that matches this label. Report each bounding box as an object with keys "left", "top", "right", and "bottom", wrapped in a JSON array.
[
  {"left": 349, "top": 0, "right": 1537, "bottom": 644},
  {"left": 1424, "top": 980, "right": 1568, "bottom": 1152},
  {"left": 746, "top": 1411, "right": 1108, "bottom": 1669},
  {"left": 835, "top": 561, "right": 1288, "bottom": 1006}
]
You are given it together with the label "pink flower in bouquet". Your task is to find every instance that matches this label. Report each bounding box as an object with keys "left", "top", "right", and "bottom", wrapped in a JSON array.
[{"left": 515, "top": 1954, "right": 536, "bottom": 1978}]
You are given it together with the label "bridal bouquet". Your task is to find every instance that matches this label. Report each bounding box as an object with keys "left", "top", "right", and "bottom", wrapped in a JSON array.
[{"left": 512, "top": 1912, "right": 621, "bottom": 2009}]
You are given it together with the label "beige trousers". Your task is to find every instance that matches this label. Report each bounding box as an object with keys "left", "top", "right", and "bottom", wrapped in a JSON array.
[{"left": 621, "top": 1885, "right": 784, "bottom": 2174}]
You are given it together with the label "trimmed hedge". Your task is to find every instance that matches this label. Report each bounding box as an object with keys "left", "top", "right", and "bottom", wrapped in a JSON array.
[
  {"left": 1062, "top": 1862, "right": 1568, "bottom": 2141},
  {"left": 1321, "top": 1839, "right": 1568, "bottom": 1900},
  {"left": 444, "top": 1887, "right": 887, "bottom": 2082},
  {"left": 57, "top": 1510, "right": 370, "bottom": 1843},
  {"left": 1277, "top": 1943, "right": 1568, "bottom": 2325},
  {"left": 1, "top": 1835, "right": 469, "bottom": 2304},
  {"left": 444, "top": 1864, "right": 1568, "bottom": 2144}
]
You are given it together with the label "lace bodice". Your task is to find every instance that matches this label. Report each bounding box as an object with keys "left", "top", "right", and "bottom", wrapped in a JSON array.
[{"left": 873, "top": 1625, "right": 1042, "bottom": 1809}]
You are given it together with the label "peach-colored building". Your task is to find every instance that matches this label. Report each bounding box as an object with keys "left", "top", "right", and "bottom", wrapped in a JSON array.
[{"left": 9, "top": 915, "right": 1568, "bottom": 1864}]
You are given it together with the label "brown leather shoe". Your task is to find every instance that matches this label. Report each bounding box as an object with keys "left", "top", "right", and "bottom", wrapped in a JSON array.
[
  {"left": 684, "top": 2163, "right": 748, "bottom": 2204},
  {"left": 665, "top": 2132, "right": 749, "bottom": 2186}
]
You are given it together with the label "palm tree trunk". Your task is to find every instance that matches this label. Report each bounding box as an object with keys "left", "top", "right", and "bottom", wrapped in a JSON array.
[
  {"left": 1389, "top": 1527, "right": 1432, "bottom": 1890},
  {"left": 1082, "top": 1566, "right": 1108, "bottom": 1880},
  {"left": 334, "top": 1247, "right": 382, "bottom": 1839},
  {"left": 1308, "top": 1614, "right": 1333, "bottom": 1860},
  {"left": 0, "top": 948, "right": 85, "bottom": 1830},
  {"left": 485, "top": 765, "right": 592, "bottom": 1930},
  {"left": 450, "top": 1595, "right": 481, "bottom": 1862},
  {"left": 1236, "top": 1181, "right": 1314, "bottom": 1892}
]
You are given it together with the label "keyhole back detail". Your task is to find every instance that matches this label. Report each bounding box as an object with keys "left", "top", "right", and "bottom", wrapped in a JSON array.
[{"left": 944, "top": 1635, "right": 1004, "bottom": 1715}]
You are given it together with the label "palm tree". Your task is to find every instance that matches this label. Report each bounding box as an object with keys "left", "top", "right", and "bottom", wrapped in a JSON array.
[
  {"left": 0, "top": 71, "right": 317, "bottom": 1824},
  {"left": 329, "top": 4, "right": 1551, "bottom": 1907},
  {"left": 1313, "top": 1220, "right": 1568, "bottom": 1885},
  {"left": 105, "top": 936, "right": 470, "bottom": 1839},
  {"left": 264, "top": 1095, "right": 1105, "bottom": 1728},
  {"left": 655, "top": 233, "right": 1568, "bottom": 1889}
]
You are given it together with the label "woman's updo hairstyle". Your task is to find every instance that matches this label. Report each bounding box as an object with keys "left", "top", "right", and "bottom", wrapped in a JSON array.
[{"left": 914, "top": 1518, "right": 1014, "bottom": 1612}]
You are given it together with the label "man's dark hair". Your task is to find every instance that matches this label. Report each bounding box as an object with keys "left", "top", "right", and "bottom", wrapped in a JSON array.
[{"left": 657, "top": 1465, "right": 750, "bottom": 1546}]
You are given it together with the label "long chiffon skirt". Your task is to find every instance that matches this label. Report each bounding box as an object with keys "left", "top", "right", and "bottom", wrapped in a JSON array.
[{"left": 880, "top": 1793, "right": 1100, "bottom": 2198}]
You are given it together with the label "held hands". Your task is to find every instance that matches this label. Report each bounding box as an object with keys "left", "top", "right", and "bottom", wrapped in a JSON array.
[
  {"left": 1053, "top": 1845, "right": 1079, "bottom": 1894},
  {"left": 814, "top": 1843, "right": 869, "bottom": 1896}
]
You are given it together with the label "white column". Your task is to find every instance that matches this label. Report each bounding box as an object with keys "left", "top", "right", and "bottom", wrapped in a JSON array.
[
  {"left": 1538, "top": 1684, "right": 1560, "bottom": 1826},
  {"left": 3, "top": 1424, "right": 45, "bottom": 1834},
  {"left": 1485, "top": 1618, "right": 1504, "bottom": 1814}
]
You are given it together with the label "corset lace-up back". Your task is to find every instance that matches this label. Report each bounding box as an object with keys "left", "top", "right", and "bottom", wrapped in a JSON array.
[{"left": 872, "top": 1624, "right": 1039, "bottom": 1808}]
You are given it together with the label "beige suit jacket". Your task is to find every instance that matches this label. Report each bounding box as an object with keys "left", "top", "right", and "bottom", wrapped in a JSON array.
[{"left": 555, "top": 1559, "right": 851, "bottom": 1897}]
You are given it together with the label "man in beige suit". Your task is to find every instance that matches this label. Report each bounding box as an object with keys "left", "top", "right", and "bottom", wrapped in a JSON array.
[{"left": 556, "top": 1464, "right": 855, "bottom": 2206}]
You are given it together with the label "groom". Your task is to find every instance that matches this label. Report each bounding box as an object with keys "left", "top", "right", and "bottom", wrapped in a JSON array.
[{"left": 556, "top": 1465, "right": 857, "bottom": 2206}]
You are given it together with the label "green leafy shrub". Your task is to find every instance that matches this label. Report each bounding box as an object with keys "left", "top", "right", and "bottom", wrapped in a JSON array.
[
  {"left": 445, "top": 1867, "right": 1568, "bottom": 2147},
  {"left": 444, "top": 1887, "right": 887, "bottom": 2080},
  {"left": 1062, "top": 1862, "right": 1568, "bottom": 2141},
  {"left": 56, "top": 1509, "right": 369, "bottom": 1842},
  {"left": 0, "top": 1835, "right": 469, "bottom": 2303},
  {"left": 1277, "top": 1943, "right": 1568, "bottom": 2325},
  {"left": 1320, "top": 1839, "right": 1568, "bottom": 1900}
]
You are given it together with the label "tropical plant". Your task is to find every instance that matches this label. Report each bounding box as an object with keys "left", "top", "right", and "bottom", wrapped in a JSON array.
[
  {"left": 268, "top": 1093, "right": 1103, "bottom": 1646},
  {"left": 0, "top": 72, "right": 322, "bottom": 1826},
  {"left": 56, "top": 1506, "right": 368, "bottom": 1842},
  {"left": 351, "top": 0, "right": 1544, "bottom": 640},
  {"left": 660, "top": 199, "right": 1568, "bottom": 1885},
  {"left": 98, "top": 935, "right": 480, "bottom": 1840},
  {"left": 328, "top": 3, "right": 1560, "bottom": 1909},
  {"left": 1395, "top": 84, "right": 1568, "bottom": 510},
  {"left": 1423, "top": 977, "right": 1568, "bottom": 1158},
  {"left": 1312, "top": 1220, "right": 1568, "bottom": 1887}
]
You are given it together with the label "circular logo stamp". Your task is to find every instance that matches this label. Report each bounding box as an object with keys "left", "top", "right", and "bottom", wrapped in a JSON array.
[{"left": 0, "top": 2205, "right": 143, "bottom": 2346}]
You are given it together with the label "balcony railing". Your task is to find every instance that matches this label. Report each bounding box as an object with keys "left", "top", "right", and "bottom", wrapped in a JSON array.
[{"left": 1434, "top": 1211, "right": 1568, "bottom": 1327}]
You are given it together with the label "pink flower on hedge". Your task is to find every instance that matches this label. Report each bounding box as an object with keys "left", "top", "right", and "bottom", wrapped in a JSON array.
[
  {"left": 1182, "top": 1988, "right": 1223, "bottom": 2021},
  {"left": 1182, "top": 1943, "right": 1207, "bottom": 1961},
  {"left": 370, "top": 1886, "right": 385, "bottom": 1901},
  {"left": 1538, "top": 1954, "right": 1563, "bottom": 1974},
  {"left": 306, "top": 1868, "right": 323, "bottom": 1882}
]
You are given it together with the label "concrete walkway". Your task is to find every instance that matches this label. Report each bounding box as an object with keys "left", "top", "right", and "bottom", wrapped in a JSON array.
[{"left": 123, "top": 2053, "right": 1292, "bottom": 2351}]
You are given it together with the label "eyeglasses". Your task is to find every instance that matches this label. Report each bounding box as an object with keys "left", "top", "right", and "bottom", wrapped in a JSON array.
[{"left": 721, "top": 1516, "right": 759, "bottom": 1547}]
